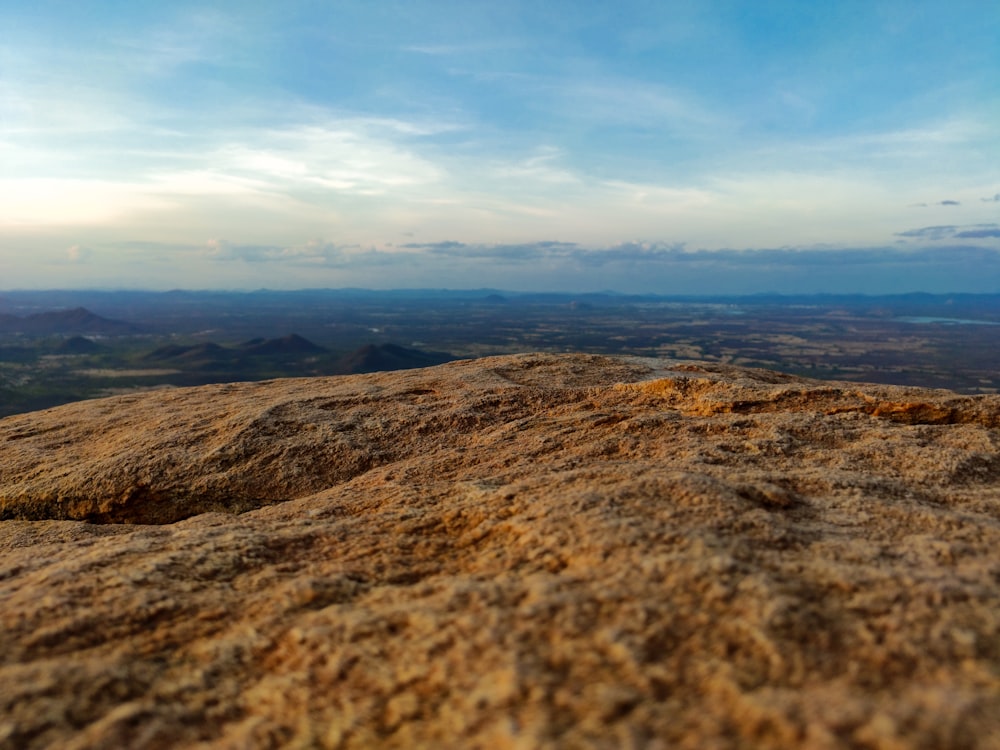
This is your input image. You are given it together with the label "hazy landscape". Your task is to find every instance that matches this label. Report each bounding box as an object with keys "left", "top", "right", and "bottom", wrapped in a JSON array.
[
  {"left": 1, "top": 289, "right": 998, "bottom": 419},
  {"left": 3, "top": 2, "right": 1000, "bottom": 746}
]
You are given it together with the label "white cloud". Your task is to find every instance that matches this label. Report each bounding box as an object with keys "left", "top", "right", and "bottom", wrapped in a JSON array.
[
  {"left": 116, "top": 8, "right": 242, "bottom": 75},
  {"left": 556, "top": 77, "right": 720, "bottom": 130},
  {"left": 403, "top": 39, "right": 522, "bottom": 57},
  {"left": 489, "top": 147, "right": 579, "bottom": 185},
  {"left": 741, "top": 116, "right": 996, "bottom": 179},
  {"left": 205, "top": 238, "right": 399, "bottom": 268},
  {"left": 0, "top": 178, "right": 171, "bottom": 226},
  {"left": 189, "top": 121, "right": 449, "bottom": 200},
  {"left": 3, "top": 3, "right": 997, "bottom": 290},
  {"left": 66, "top": 244, "right": 91, "bottom": 262}
]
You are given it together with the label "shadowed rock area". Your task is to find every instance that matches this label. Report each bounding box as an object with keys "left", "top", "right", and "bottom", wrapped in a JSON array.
[{"left": 1, "top": 353, "right": 998, "bottom": 748}]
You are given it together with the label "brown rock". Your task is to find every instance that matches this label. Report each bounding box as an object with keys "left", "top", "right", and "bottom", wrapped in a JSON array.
[{"left": 1, "top": 353, "right": 998, "bottom": 748}]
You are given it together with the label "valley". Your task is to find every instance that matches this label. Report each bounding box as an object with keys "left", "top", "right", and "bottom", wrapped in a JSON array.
[{"left": 1, "top": 289, "right": 998, "bottom": 418}]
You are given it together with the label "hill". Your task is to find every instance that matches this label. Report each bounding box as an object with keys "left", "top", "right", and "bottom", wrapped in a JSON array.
[
  {"left": 0, "top": 306, "right": 139, "bottom": 335},
  {"left": 144, "top": 335, "right": 326, "bottom": 363},
  {"left": 1, "top": 353, "right": 998, "bottom": 748},
  {"left": 241, "top": 333, "right": 326, "bottom": 356},
  {"left": 143, "top": 341, "right": 231, "bottom": 362},
  {"left": 336, "top": 342, "right": 456, "bottom": 373}
]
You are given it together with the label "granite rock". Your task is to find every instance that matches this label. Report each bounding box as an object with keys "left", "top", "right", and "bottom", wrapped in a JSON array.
[{"left": 1, "top": 353, "right": 999, "bottom": 748}]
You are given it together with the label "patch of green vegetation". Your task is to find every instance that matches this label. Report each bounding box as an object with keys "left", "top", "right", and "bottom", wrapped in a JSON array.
[{"left": 2, "top": 292, "right": 999, "bottom": 418}]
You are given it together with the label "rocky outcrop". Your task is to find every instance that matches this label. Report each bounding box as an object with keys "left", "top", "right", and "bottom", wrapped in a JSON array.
[{"left": 1, "top": 353, "right": 998, "bottom": 748}]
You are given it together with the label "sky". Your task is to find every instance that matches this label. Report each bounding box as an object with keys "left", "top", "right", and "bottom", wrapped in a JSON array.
[{"left": 1, "top": 0, "right": 999, "bottom": 293}]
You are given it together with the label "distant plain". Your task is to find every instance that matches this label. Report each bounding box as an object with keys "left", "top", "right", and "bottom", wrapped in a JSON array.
[{"left": 1, "top": 289, "right": 998, "bottom": 419}]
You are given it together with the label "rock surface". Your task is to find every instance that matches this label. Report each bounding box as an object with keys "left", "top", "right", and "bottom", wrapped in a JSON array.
[{"left": 1, "top": 353, "right": 999, "bottom": 749}]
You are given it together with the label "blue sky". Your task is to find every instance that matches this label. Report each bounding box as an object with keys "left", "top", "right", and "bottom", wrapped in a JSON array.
[{"left": 1, "top": 0, "right": 998, "bottom": 292}]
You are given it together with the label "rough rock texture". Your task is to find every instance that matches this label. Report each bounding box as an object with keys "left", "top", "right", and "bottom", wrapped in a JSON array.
[{"left": 1, "top": 353, "right": 999, "bottom": 749}]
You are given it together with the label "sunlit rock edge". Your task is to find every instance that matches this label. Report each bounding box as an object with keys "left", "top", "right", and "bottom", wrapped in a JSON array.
[{"left": 0, "top": 353, "right": 998, "bottom": 749}]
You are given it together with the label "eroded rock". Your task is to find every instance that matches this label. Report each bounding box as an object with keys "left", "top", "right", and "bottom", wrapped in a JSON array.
[{"left": 1, "top": 353, "right": 998, "bottom": 748}]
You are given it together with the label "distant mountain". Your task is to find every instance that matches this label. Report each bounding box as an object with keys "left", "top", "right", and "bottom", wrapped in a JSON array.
[
  {"left": 241, "top": 334, "right": 325, "bottom": 356},
  {"left": 0, "top": 307, "right": 139, "bottom": 336},
  {"left": 144, "top": 342, "right": 230, "bottom": 362},
  {"left": 144, "top": 335, "right": 324, "bottom": 364},
  {"left": 337, "top": 343, "right": 456, "bottom": 374},
  {"left": 141, "top": 338, "right": 451, "bottom": 378}
]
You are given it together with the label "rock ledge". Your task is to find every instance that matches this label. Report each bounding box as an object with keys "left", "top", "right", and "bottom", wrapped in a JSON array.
[{"left": 1, "top": 353, "right": 998, "bottom": 748}]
